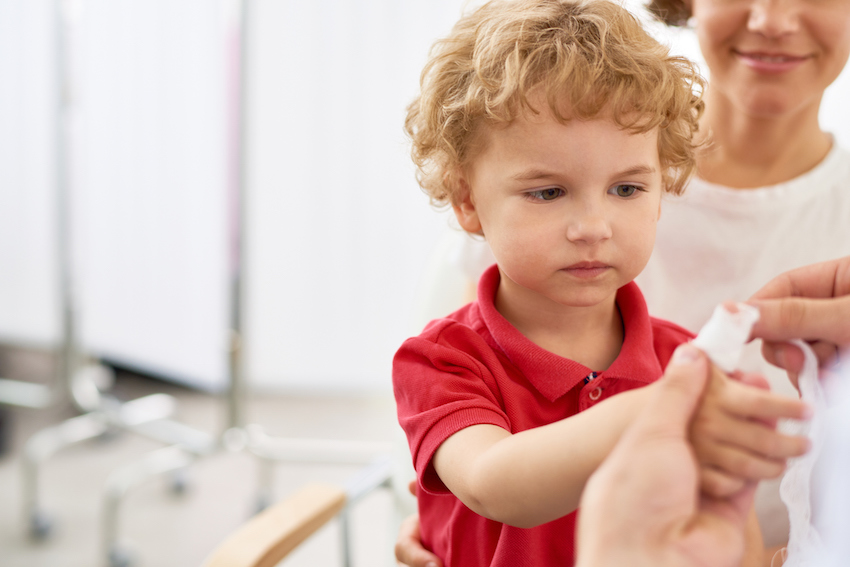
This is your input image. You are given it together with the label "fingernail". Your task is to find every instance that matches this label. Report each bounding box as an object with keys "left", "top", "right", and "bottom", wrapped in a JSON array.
[{"left": 672, "top": 344, "right": 700, "bottom": 364}]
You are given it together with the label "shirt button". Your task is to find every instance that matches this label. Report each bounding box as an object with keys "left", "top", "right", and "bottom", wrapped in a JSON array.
[{"left": 589, "top": 387, "right": 602, "bottom": 401}]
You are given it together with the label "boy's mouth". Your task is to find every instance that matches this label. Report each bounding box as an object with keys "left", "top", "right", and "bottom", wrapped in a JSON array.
[{"left": 562, "top": 261, "right": 611, "bottom": 279}]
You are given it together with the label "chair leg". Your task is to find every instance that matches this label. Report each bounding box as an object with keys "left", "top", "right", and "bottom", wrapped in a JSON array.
[{"left": 339, "top": 507, "right": 353, "bottom": 567}]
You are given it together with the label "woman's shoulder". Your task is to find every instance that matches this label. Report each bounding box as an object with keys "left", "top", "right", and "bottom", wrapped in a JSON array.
[{"left": 670, "top": 142, "right": 850, "bottom": 210}]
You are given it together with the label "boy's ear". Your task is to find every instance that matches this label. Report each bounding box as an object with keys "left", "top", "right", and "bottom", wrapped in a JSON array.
[{"left": 452, "top": 177, "right": 483, "bottom": 235}]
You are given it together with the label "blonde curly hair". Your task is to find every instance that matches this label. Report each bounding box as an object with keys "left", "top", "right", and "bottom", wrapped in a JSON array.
[{"left": 405, "top": 0, "right": 704, "bottom": 207}]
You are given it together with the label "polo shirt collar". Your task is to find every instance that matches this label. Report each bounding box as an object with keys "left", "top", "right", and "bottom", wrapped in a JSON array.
[{"left": 476, "top": 264, "right": 663, "bottom": 402}]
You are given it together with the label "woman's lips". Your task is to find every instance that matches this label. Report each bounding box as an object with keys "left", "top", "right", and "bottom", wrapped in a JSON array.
[
  {"left": 735, "top": 51, "right": 809, "bottom": 74},
  {"left": 562, "top": 262, "right": 611, "bottom": 279}
]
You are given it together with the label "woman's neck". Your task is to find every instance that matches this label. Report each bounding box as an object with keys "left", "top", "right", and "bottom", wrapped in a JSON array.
[{"left": 697, "top": 89, "right": 832, "bottom": 189}]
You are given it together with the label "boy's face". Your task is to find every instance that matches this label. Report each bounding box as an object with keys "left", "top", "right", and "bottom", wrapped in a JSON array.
[{"left": 454, "top": 102, "right": 663, "bottom": 314}]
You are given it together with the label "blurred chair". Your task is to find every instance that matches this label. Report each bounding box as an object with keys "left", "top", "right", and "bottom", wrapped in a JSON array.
[{"left": 202, "top": 456, "right": 394, "bottom": 567}]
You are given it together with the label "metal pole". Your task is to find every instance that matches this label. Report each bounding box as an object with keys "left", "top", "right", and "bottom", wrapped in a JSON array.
[
  {"left": 55, "top": 0, "right": 80, "bottom": 410},
  {"left": 225, "top": 0, "right": 249, "bottom": 431}
]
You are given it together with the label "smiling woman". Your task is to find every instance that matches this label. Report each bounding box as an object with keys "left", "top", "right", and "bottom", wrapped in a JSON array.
[{"left": 684, "top": 0, "right": 850, "bottom": 185}]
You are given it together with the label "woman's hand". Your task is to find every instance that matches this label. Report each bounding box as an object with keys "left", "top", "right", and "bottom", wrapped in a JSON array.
[{"left": 749, "top": 256, "right": 850, "bottom": 380}]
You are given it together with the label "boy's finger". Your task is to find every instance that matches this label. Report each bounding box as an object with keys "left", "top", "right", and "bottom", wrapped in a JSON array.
[
  {"left": 706, "top": 420, "right": 810, "bottom": 460},
  {"left": 721, "top": 379, "right": 811, "bottom": 421},
  {"left": 733, "top": 371, "right": 770, "bottom": 391},
  {"left": 700, "top": 467, "right": 746, "bottom": 498},
  {"left": 700, "top": 443, "right": 786, "bottom": 480}
]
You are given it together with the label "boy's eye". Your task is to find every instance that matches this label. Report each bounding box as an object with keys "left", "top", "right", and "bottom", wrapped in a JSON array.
[
  {"left": 529, "top": 188, "right": 563, "bottom": 201},
  {"left": 611, "top": 184, "right": 641, "bottom": 197}
]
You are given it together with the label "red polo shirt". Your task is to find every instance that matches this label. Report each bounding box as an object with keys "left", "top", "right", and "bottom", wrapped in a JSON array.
[{"left": 393, "top": 265, "right": 693, "bottom": 567}]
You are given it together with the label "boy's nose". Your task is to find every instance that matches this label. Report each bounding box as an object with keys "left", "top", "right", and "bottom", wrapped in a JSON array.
[
  {"left": 566, "top": 213, "right": 612, "bottom": 245},
  {"left": 747, "top": 0, "right": 800, "bottom": 37}
]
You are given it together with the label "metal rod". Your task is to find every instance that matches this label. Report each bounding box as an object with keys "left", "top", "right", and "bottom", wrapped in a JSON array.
[
  {"left": 226, "top": 0, "right": 249, "bottom": 430},
  {"left": 339, "top": 507, "right": 353, "bottom": 567},
  {"left": 54, "top": 0, "right": 79, "bottom": 408}
]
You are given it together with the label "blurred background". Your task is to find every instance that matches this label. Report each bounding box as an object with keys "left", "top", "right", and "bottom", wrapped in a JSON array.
[{"left": 2, "top": 0, "right": 850, "bottom": 566}]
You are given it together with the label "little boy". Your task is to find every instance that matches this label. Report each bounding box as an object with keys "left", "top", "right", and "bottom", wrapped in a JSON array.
[{"left": 393, "top": 1, "right": 810, "bottom": 566}]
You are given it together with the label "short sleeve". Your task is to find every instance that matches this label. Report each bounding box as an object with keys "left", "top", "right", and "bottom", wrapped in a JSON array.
[{"left": 393, "top": 320, "right": 511, "bottom": 493}]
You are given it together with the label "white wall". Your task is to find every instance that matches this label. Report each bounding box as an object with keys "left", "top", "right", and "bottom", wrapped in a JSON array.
[{"left": 0, "top": 0, "right": 849, "bottom": 395}]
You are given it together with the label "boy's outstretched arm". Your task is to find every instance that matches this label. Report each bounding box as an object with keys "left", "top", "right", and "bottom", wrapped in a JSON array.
[
  {"left": 432, "top": 382, "right": 656, "bottom": 528},
  {"left": 433, "top": 357, "right": 811, "bottom": 530}
]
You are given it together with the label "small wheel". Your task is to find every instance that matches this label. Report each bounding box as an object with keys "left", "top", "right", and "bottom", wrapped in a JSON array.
[
  {"left": 28, "top": 510, "right": 53, "bottom": 540},
  {"left": 108, "top": 545, "right": 134, "bottom": 567},
  {"left": 169, "top": 469, "right": 189, "bottom": 495}
]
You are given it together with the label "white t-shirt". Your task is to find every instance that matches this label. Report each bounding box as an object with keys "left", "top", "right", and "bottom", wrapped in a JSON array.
[{"left": 447, "top": 141, "right": 850, "bottom": 546}]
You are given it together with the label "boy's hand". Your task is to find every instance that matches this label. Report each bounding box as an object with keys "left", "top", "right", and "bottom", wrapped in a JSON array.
[{"left": 689, "top": 363, "right": 811, "bottom": 497}]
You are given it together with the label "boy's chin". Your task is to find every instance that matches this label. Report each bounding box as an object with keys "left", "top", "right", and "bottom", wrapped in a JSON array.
[
  {"left": 545, "top": 288, "right": 621, "bottom": 310},
  {"left": 559, "top": 295, "right": 618, "bottom": 309}
]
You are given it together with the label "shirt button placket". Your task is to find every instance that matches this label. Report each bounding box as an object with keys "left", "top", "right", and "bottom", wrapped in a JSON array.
[{"left": 584, "top": 371, "right": 603, "bottom": 403}]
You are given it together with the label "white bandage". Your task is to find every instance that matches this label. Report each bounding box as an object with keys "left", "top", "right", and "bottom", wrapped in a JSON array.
[{"left": 691, "top": 303, "right": 760, "bottom": 372}]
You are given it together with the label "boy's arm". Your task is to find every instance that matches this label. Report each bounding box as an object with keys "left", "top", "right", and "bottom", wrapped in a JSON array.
[
  {"left": 433, "top": 360, "right": 811, "bottom": 530},
  {"left": 433, "top": 382, "right": 657, "bottom": 528}
]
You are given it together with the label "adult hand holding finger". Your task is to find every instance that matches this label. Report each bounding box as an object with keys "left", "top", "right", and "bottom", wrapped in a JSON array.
[
  {"left": 577, "top": 344, "right": 758, "bottom": 567},
  {"left": 748, "top": 257, "right": 850, "bottom": 377}
]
